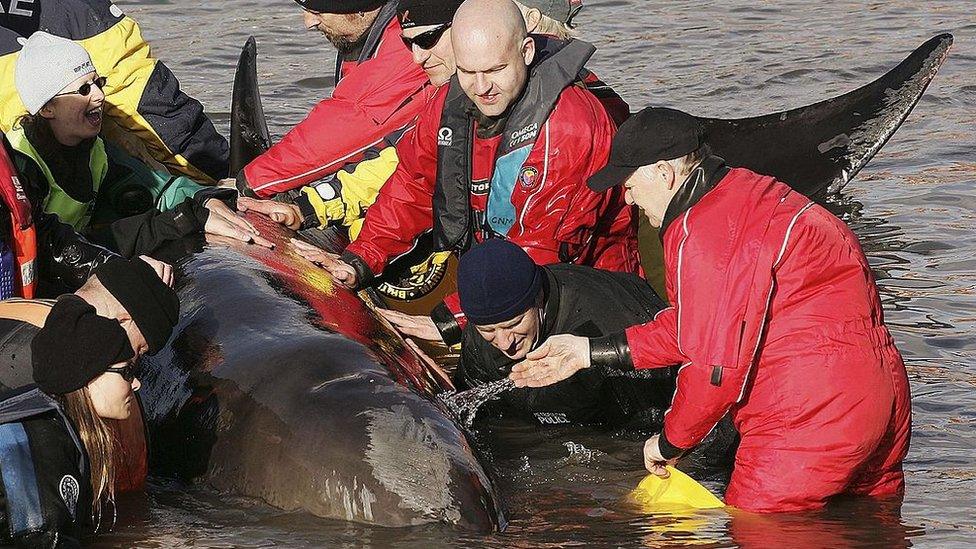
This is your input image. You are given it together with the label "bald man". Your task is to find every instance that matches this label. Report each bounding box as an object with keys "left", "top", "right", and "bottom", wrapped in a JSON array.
[{"left": 297, "top": 0, "right": 637, "bottom": 341}]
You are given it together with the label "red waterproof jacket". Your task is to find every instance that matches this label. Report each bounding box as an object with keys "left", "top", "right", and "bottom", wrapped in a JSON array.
[
  {"left": 242, "top": 15, "right": 430, "bottom": 197},
  {"left": 626, "top": 166, "right": 910, "bottom": 510},
  {"left": 345, "top": 84, "right": 639, "bottom": 279}
]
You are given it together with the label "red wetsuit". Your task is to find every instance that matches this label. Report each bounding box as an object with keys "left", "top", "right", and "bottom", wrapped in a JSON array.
[
  {"left": 241, "top": 13, "right": 430, "bottom": 197},
  {"left": 343, "top": 82, "right": 639, "bottom": 279},
  {"left": 626, "top": 164, "right": 911, "bottom": 512}
]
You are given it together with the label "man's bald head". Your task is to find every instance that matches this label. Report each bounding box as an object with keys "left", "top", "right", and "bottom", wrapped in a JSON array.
[
  {"left": 454, "top": 0, "right": 527, "bottom": 50},
  {"left": 452, "top": 0, "right": 535, "bottom": 117}
]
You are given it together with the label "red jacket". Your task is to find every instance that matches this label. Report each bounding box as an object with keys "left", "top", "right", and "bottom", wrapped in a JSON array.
[
  {"left": 242, "top": 16, "right": 430, "bottom": 197},
  {"left": 345, "top": 83, "right": 640, "bottom": 279},
  {"left": 625, "top": 166, "right": 910, "bottom": 496}
]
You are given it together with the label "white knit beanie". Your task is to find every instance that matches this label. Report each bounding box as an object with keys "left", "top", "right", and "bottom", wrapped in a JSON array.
[{"left": 14, "top": 31, "right": 96, "bottom": 115}]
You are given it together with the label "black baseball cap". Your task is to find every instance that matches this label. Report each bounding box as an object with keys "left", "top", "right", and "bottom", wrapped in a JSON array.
[{"left": 588, "top": 107, "right": 704, "bottom": 192}]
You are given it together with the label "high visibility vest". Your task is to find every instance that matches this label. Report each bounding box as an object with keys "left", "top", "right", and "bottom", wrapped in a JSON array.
[{"left": 6, "top": 124, "right": 108, "bottom": 231}]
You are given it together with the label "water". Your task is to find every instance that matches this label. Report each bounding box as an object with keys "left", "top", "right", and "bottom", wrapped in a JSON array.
[
  {"left": 437, "top": 378, "right": 515, "bottom": 429},
  {"left": 97, "top": 0, "right": 976, "bottom": 546}
]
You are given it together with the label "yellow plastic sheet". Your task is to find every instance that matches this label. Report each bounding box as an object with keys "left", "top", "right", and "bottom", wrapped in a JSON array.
[{"left": 629, "top": 466, "right": 725, "bottom": 512}]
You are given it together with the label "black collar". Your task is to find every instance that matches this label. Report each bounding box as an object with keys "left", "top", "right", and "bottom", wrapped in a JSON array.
[{"left": 659, "top": 155, "right": 730, "bottom": 239}]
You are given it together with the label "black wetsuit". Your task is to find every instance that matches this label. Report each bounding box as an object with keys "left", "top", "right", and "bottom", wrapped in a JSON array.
[
  {"left": 0, "top": 386, "right": 94, "bottom": 548},
  {"left": 454, "top": 264, "right": 677, "bottom": 426}
]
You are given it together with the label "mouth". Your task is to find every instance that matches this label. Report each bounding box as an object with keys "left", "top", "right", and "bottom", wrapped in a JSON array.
[
  {"left": 85, "top": 107, "right": 102, "bottom": 126},
  {"left": 477, "top": 93, "right": 499, "bottom": 105}
]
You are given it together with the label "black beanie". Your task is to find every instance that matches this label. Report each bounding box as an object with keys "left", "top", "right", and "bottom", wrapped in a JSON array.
[
  {"left": 293, "top": 0, "right": 386, "bottom": 14},
  {"left": 93, "top": 258, "right": 180, "bottom": 355},
  {"left": 457, "top": 239, "right": 543, "bottom": 326},
  {"left": 397, "top": 0, "right": 465, "bottom": 29},
  {"left": 31, "top": 295, "right": 135, "bottom": 395}
]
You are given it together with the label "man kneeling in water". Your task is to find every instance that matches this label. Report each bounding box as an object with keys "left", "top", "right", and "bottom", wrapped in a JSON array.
[{"left": 449, "top": 238, "right": 675, "bottom": 426}]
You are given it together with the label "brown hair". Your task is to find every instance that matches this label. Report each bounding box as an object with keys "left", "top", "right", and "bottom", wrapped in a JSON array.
[{"left": 57, "top": 387, "right": 118, "bottom": 528}]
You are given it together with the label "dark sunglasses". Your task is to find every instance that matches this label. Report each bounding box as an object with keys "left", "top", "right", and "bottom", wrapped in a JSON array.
[
  {"left": 401, "top": 23, "right": 451, "bottom": 50},
  {"left": 54, "top": 76, "right": 107, "bottom": 98},
  {"left": 105, "top": 362, "right": 137, "bottom": 383}
]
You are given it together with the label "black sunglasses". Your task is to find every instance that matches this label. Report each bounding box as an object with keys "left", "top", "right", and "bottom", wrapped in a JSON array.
[
  {"left": 105, "top": 362, "right": 137, "bottom": 383},
  {"left": 401, "top": 23, "right": 451, "bottom": 51},
  {"left": 54, "top": 76, "right": 107, "bottom": 98}
]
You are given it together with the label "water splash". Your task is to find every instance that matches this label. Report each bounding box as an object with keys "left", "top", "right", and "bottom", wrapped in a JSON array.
[{"left": 437, "top": 379, "right": 515, "bottom": 429}]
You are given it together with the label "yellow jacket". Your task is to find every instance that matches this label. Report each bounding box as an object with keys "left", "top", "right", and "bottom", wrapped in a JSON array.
[{"left": 0, "top": 0, "right": 228, "bottom": 183}]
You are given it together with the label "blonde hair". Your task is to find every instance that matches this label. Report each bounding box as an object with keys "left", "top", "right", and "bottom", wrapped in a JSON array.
[
  {"left": 58, "top": 387, "right": 118, "bottom": 529},
  {"left": 514, "top": 2, "right": 578, "bottom": 40}
]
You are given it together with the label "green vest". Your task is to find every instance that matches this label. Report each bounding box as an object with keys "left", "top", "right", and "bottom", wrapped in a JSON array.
[{"left": 7, "top": 124, "right": 108, "bottom": 231}]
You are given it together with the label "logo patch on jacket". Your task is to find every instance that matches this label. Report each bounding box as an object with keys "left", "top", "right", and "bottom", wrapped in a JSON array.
[
  {"left": 519, "top": 166, "right": 540, "bottom": 189},
  {"left": 437, "top": 127, "right": 453, "bottom": 147},
  {"left": 59, "top": 474, "right": 80, "bottom": 518}
]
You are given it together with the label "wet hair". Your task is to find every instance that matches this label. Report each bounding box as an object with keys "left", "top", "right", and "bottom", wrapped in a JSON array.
[
  {"left": 514, "top": 2, "right": 577, "bottom": 40},
  {"left": 57, "top": 386, "right": 118, "bottom": 531}
]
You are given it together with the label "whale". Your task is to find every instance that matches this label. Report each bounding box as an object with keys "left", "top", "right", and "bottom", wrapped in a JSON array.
[{"left": 137, "top": 220, "right": 505, "bottom": 530}]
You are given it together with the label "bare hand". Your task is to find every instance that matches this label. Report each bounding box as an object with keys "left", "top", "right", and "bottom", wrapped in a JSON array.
[
  {"left": 216, "top": 178, "right": 238, "bottom": 188},
  {"left": 204, "top": 199, "right": 274, "bottom": 248},
  {"left": 238, "top": 196, "right": 303, "bottom": 230},
  {"left": 508, "top": 334, "right": 590, "bottom": 388},
  {"left": 138, "top": 255, "right": 173, "bottom": 287},
  {"left": 290, "top": 238, "right": 358, "bottom": 288},
  {"left": 378, "top": 308, "right": 443, "bottom": 342},
  {"left": 643, "top": 434, "right": 673, "bottom": 478}
]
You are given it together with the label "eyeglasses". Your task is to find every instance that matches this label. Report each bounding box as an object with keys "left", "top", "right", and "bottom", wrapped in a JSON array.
[
  {"left": 54, "top": 76, "right": 107, "bottom": 98},
  {"left": 401, "top": 23, "right": 451, "bottom": 51},
  {"left": 105, "top": 363, "right": 137, "bottom": 383}
]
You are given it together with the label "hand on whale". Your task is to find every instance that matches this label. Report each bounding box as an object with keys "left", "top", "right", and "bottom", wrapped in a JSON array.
[
  {"left": 238, "top": 196, "right": 303, "bottom": 230},
  {"left": 379, "top": 308, "right": 443, "bottom": 343},
  {"left": 290, "top": 237, "right": 358, "bottom": 288},
  {"left": 203, "top": 199, "right": 274, "bottom": 248}
]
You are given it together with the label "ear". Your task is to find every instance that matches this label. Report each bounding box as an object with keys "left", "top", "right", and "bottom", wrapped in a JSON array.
[
  {"left": 521, "top": 36, "right": 536, "bottom": 66},
  {"left": 524, "top": 8, "right": 542, "bottom": 33},
  {"left": 38, "top": 102, "right": 56, "bottom": 120},
  {"left": 657, "top": 161, "right": 677, "bottom": 190}
]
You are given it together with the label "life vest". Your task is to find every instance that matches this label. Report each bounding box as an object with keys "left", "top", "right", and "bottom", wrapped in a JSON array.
[
  {"left": 0, "top": 141, "right": 37, "bottom": 298},
  {"left": 6, "top": 124, "right": 108, "bottom": 231},
  {"left": 432, "top": 37, "right": 595, "bottom": 253}
]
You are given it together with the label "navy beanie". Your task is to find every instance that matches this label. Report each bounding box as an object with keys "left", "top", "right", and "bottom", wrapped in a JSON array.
[
  {"left": 458, "top": 239, "right": 543, "bottom": 326},
  {"left": 293, "top": 0, "right": 386, "bottom": 14}
]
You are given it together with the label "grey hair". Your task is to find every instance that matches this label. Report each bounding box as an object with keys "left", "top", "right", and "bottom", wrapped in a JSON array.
[
  {"left": 513, "top": 2, "right": 577, "bottom": 39},
  {"left": 666, "top": 144, "right": 711, "bottom": 178}
]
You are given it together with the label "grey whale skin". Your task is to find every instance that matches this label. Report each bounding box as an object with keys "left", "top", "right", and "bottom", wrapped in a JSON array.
[{"left": 137, "top": 224, "right": 504, "bottom": 531}]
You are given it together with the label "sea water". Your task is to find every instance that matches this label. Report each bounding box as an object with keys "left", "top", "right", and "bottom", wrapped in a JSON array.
[{"left": 438, "top": 378, "right": 516, "bottom": 429}]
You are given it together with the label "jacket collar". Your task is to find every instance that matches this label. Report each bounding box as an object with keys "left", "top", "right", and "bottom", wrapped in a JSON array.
[{"left": 659, "top": 155, "right": 730, "bottom": 239}]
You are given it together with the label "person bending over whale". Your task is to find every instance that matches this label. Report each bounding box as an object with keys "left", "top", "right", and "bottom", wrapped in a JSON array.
[
  {"left": 248, "top": 0, "right": 628, "bottom": 240},
  {"left": 0, "top": 262, "right": 179, "bottom": 546},
  {"left": 7, "top": 32, "right": 269, "bottom": 288},
  {"left": 440, "top": 238, "right": 674, "bottom": 426},
  {"left": 293, "top": 0, "right": 638, "bottom": 335},
  {"left": 509, "top": 107, "right": 912, "bottom": 513}
]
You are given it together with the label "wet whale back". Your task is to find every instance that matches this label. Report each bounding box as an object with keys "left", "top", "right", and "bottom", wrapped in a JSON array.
[{"left": 139, "top": 224, "right": 503, "bottom": 529}]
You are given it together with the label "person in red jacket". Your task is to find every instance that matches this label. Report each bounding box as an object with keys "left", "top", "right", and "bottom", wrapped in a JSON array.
[
  {"left": 509, "top": 107, "right": 912, "bottom": 513},
  {"left": 238, "top": 0, "right": 431, "bottom": 197},
  {"left": 294, "top": 0, "right": 638, "bottom": 327}
]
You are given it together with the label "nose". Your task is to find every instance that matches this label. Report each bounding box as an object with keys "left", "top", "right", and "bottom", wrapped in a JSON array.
[
  {"left": 474, "top": 73, "right": 490, "bottom": 94},
  {"left": 412, "top": 44, "right": 431, "bottom": 66},
  {"left": 131, "top": 377, "right": 141, "bottom": 392},
  {"left": 494, "top": 330, "right": 515, "bottom": 351},
  {"left": 91, "top": 83, "right": 105, "bottom": 104},
  {"left": 303, "top": 11, "right": 319, "bottom": 30}
]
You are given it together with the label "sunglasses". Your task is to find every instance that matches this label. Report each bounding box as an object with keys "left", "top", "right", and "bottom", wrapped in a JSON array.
[
  {"left": 401, "top": 23, "right": 451, "bottom": 51},
  {"left": 54, "top": 76, "right": 107, "bottom": 98},
  {"left": 105, "top": 362, "right": 138, "bottom": 383}
]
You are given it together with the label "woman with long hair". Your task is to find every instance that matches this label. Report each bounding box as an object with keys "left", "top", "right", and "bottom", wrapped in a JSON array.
[{"left": 0, "top": 258, "right": 178, "bottom": 546}]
